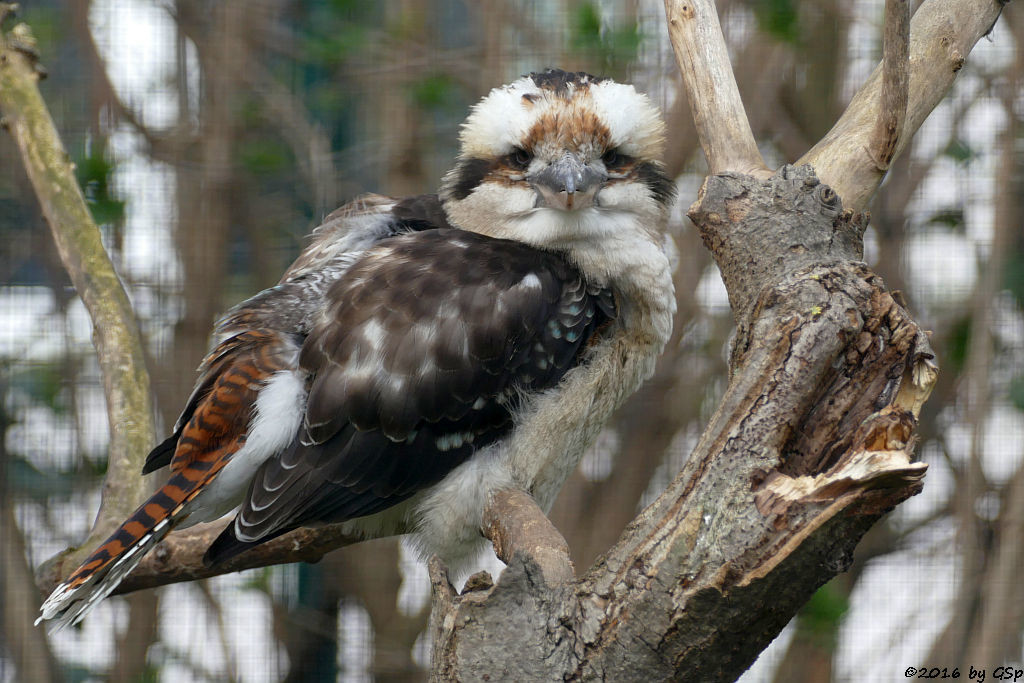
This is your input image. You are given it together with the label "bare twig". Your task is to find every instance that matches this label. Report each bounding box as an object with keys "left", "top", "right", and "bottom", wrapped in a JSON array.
[
  {"left": 0, "top": 22, "right": 155, "bottom": 565},
  {"left": 800, "top": 0, "right": 1007, "bottom": 210},
  {"left": 662, "top": 0, "right": 769, "bottom": 177},
  {"left": 869, "top": 0, "right": 910, "bottom": 170}
]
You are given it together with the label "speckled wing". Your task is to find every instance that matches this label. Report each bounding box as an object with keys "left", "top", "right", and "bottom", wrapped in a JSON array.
[{"left": 204, "top": 229, "right": 615, "bottom": 564}]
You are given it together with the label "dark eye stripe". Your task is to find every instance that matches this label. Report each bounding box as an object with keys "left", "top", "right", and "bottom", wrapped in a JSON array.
[
  {"left": 446, "top": 158, "right": 494, "bottom": 200},
  {"left": 635, "top": 161, "right": 676, "bottom": 206}
]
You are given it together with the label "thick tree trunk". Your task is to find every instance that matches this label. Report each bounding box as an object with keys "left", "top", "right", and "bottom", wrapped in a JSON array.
[{"left": 427, "top": 165, "right": 932, "bottom": 681}]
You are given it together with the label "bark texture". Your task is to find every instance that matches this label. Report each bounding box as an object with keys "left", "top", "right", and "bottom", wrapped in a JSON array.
[{"left": 428, "top": 165, "right": 933, "bottom": 680}]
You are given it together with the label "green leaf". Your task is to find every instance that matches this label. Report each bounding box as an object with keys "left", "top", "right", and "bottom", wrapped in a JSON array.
[
  {"left": 239, "top": 566, "right": 275, "bottom": 593},
  {"left": 1010, "top": 375, "right": 1024, "bottom": 413},
  {"left": 946, "top": 316, "right": 971, "bottom": 375},
  {"left": 796, "top": 581, "right": 850, "bottom": 649},
  {"left": 74, "top": 140, "right": 125, "bottom": 227},
  {"left": 410, "top": 73, "right": 458, "bottom": 111},
  {"left": 1003, "top": 251, "right": 1024, "bottom": 309},
  {"left": 9, "top": 363, "right": 68, "bottom": 414},
  {"left": 572, "top": 2, "right": 603, "bottom": 52},
  {"left": 569, "top": 2, "right": 641, "bottom": 75},
  {"left": 239, "top": 139, "right": 292, "bottom": 176},
  {"left": 943, "top": 138, "right": 976, "bottom": 164},
  {"left": 926, "top": 208, "right": 965, "bottom": 231},
  {"left": 754, "top": 0, "right": 800, "bottom": 45}
]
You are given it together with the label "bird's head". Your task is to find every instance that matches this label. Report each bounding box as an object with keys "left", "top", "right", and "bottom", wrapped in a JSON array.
[{"left": 440, "top": 70, "right": 675, "bottom": 265}]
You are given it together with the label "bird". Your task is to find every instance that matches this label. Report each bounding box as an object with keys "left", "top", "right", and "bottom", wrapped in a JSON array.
[{"left": 37, "top": 68, "right": 677, "bottom": 630}]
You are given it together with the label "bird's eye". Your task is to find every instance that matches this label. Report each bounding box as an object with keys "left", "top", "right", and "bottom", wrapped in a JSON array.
[
  {"left": 509, "top": 147, "right": 533, "bottom": 170},
  {"left": 602, "top": 148, "right": 620, "bottom": 168}
]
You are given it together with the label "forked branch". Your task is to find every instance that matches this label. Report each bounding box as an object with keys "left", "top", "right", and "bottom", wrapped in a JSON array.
[{"left": 801, "top": 0, "right": 1007, "bottom": 210}]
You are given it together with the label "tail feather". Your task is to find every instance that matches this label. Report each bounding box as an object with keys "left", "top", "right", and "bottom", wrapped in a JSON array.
[
  {"left": 36, "top": 470, "right": 212, "bottom": 632},
  {"left": 37, "top": 516, "right": 174, "bottom": 632},
  {"left": 37, "top": 329, "right": 300, "bottom": 631}
]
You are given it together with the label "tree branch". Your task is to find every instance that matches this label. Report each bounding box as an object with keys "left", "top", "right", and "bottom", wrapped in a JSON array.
[
  {"left": 869, "top": 0, "right": 911, "bottom": 170},
  {"left": 800, "top": 0, "right": 1007, "bottom": 210},
  {"left": 663, "top": 0, "right": 769, "bottom": 177},
  {"left": 31, "top": 517, "right": 364, "bottom": 597},
  {"left": 0, "top": 18, "right": 156, "bottom": 573},
  {"left": 483, "top": 488, "right": 574, "bottom": 585}
]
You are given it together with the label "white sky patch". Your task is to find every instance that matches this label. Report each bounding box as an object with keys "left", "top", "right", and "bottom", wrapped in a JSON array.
[
  {"left": 89, "top": 0, "right": 180, "bottom": 130},
  {"left": 981, "top": 403, "right": 1024, "bottom": 486},
  {"left": 842, "top": 0, "right": 883, "bottom": 102},
  {"left": 697, "top": 263, "right": 731, "bottom": 315},
  {"left": 109, "top": 126, "right": 182, "bottom": 286},
  {"left": 338, "top": 601, "right": 373, "bottom": 682},
  {"left": 903, "top": 230, "right": 978, "bottom": 311},
  {"left": 835, "top": 525, "right": 958, "bottom": 681},
  {"left": 90, "top": 0, "right": 188, "bottom": 305},
  {"left": 157, "top": 575, "right": 288, "bottom": 683},
  {"left": 0, "top": 287, "right": 58, "bottom": 359},
  {"left": 5, "top": 405, "right": 78, "bottom": 471},
  {"left": 398, "top": 538, "right": 431, "bottom": 617},
  {"left": 46, "top": 599, "right": 125, "bottom": 672}
]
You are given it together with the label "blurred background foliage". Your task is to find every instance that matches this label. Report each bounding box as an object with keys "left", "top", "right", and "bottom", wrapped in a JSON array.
[{"left": 1, "top": 0, "right": 1022, "bottom": 681}]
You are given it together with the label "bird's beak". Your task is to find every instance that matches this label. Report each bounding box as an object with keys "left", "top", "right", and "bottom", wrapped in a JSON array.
[{"left": 530, "top": 153, "right": 606, "bottom": 211}]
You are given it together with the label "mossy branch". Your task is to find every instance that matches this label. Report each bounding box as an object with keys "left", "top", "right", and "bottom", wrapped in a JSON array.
[{"left": 0, "top": 15, "right": 155, "bottom": 584}]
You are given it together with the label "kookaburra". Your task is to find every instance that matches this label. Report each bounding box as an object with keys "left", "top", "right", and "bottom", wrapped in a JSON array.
[{"left": 39, "top": 69, "right": 676, "bottom": 630}]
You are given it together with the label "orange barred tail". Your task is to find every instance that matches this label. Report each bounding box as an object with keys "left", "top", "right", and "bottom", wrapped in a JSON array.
[{"left": 36, "top": 472, "right": 202, "bottom": 632}]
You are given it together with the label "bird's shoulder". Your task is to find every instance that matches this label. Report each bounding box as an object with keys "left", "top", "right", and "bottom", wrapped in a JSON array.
[{"left": 282, "top": 193, "right": 452, "bottom": 282}]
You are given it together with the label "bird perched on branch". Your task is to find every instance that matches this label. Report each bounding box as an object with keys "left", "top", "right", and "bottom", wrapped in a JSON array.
[{"left": 38, "top": 69, "right": 676, "bottom": 630}]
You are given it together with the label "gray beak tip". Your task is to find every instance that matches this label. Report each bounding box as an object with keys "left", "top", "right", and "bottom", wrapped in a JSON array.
[{"left": 531, "top": 153, "right": 606, "bottom": 211}]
